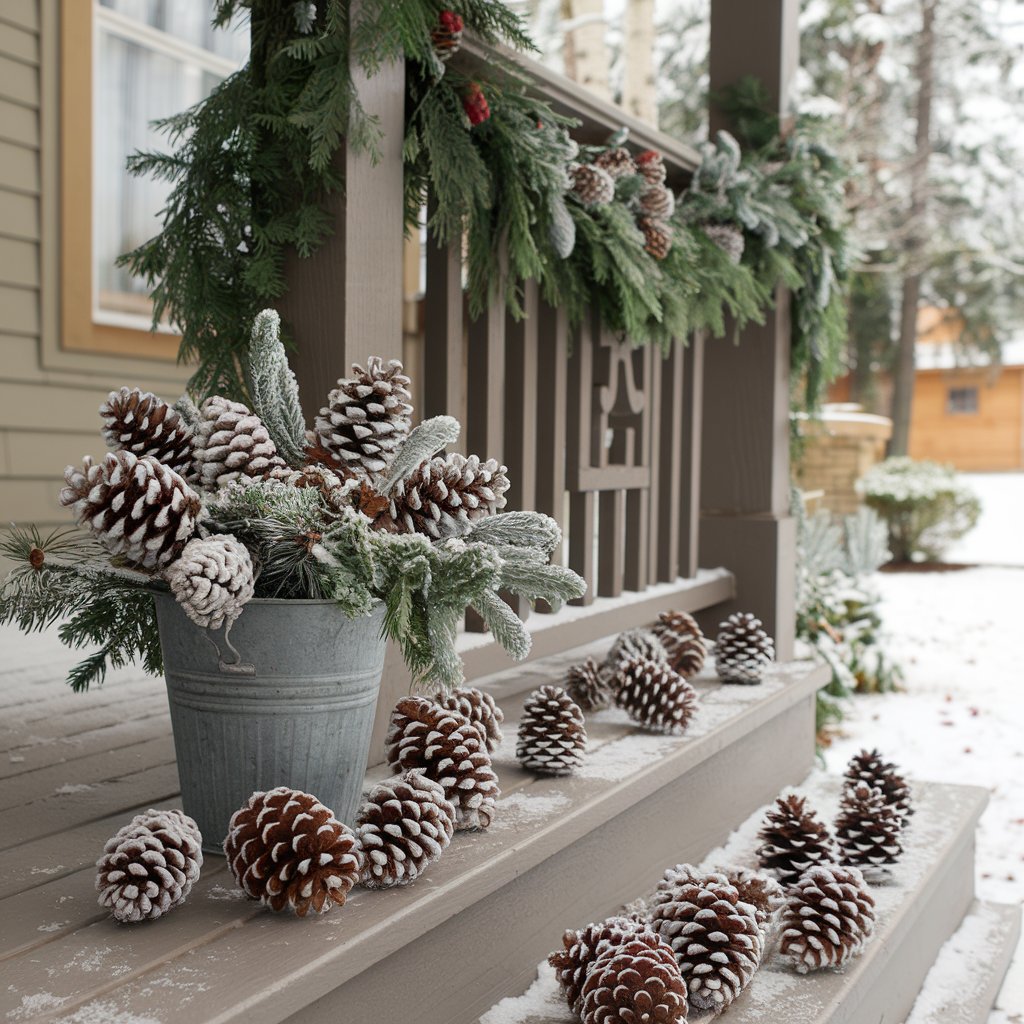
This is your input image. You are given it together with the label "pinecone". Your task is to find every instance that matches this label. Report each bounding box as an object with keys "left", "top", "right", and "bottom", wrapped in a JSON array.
[
  {"left": 649, "top": 870, "right": 763, "bottom": 1012},
  {"left": 639, "top": 217, "right": 673, "bottom": 260},
  {"left": 96, "top": 809, "right": 203, "bottom": 923},
  {"left": 616, "top": 657, "right": 698, "bottom": 736},
  {"left": 385, "top": 696, "right": 500, "bottom": 830},
  {"left": 835, "top": 782, "right": 903, "bottom": 874},
  {"left": 714, "top": 612, "right": 774, "bottom": 684},
  {"left": 192, "top": 396, "right": 286, "bottom": 489},
  {"left": 569, "top": 162, "right": 616, "bottom": 207},
  {"left": 516, "top": 685, "right": 587, "bottom": 775},
  {"left": 224, "top": 787, "right": 361, "bottom": 916},
  {"left": 565, "top": 656, "right": 616, "bottom": 712},
  {"left": 435, "top": 686, "right": 504, "bottom": 753},
  {"left": 163, "top": 534, "right": 255, "bottom": 630},
  {"left": 314, "top": 357, "right": 413, "bottom": 478},
  {"left": 636, "top": 149, "right": 667, "bottom": 185},
  {"left": 384, "top": 453, "right": 509, "bottom": 538},
  {"left": 594, "top": 147, "right": 638, "bottom": 180},
  {"left": 844, "top": 748, "right": 913, "bottom": 821},
  {"left": 757, "top": 793, "right": 837, "bottom": 884},
  {"left": 267, "top": 461, "right": 355, "bottom": 512},
  {"left": 604, "top": 628, "right": 668, "bottom": 676},
  {"left": 703, "top": 223, "right": 746, "bottom": 264},
  {"left": 431, "top": 9, "right": 464, "bottom": 60},
  {"left": 100, "top": 387, "right": 196, "bottom": 482},
  {"left": 549, "top": 916, "right": 657, "bottom": 1014},
  {"left": 355, "top": 770, "right": 455, "bottom": 890},
  {"left": 652, "top": 610, "right": 707, "bottom": 679},
  {"left": 648, "top": 862, "right": 704, "bottom": 911},
  {"left": 60, "top": 451, "right": 201, "bottom": 569},
  {"left": 723, "top": 866, "right": 786, "bottom": 944},
  {"left": 780, "top": 864, "right": 876, "bottom": 973},
  {"left": 639, "top": 184, "right": 676, "bottom": 219},
  {"left": 580, "top": 935, "right": 688, "bottom": 1024}
]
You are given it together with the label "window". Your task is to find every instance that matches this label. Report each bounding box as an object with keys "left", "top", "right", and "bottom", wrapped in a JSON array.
[
  {"left": 947, "top": 386, "right": 979, "bottom": 415},
  {"left": 61, "top": 1, "right": 247, "bottom": 358}
]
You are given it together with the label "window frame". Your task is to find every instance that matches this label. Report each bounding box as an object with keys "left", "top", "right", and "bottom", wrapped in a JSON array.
[
  {"left": 59, "top": 0, "right": 240, "bottom": 360},
  {"left": 946, "top": 385, "right": 979, "bottom": 416}
]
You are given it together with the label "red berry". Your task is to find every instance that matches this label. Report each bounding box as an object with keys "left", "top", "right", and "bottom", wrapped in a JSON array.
[{"left": 439, "top": 10, "right": 464, "bottom": 32}]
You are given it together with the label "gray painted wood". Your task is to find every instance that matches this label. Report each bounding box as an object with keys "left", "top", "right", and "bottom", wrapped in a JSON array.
[
  {"left": 700, "top": 0, "right": 799, "bottom": 659},
  {"left": 423, "top": 234, "right": 464, "bottom": 423}
]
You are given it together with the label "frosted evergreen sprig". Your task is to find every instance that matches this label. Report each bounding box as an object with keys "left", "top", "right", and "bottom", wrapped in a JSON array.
[
  {"left": 379, "top": 415, "right": 460, "bottom": 493},
  {"left": 247, "top": 310, "right": 307, "bottom": 466}
]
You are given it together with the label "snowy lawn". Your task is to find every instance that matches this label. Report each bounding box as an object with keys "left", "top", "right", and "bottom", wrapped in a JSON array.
[{"left": 824, "top": 473, "right": 1024, "bottom": 1020}]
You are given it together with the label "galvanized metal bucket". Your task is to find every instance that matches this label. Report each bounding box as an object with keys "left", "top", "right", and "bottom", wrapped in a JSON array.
[{"left": 153, "top": 594, "right": 387, "bottom": 851}]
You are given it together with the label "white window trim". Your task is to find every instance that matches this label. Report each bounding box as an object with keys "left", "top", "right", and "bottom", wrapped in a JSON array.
[{"left": 91, "top": 2, "right": 244, "bottom": 332}]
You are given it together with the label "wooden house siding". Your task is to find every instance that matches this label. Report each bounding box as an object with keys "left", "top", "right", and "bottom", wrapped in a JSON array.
[
  {"left": 0, "top": 0, "right": 189, "bottom": 527},
  {"left": 909, "top": 367, "right": 1024, "bottom": 471}
]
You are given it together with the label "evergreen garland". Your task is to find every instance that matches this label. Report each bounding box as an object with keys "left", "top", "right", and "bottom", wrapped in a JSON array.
[{"left": 120, "top": 3, "right": 850, "bottom": 408}]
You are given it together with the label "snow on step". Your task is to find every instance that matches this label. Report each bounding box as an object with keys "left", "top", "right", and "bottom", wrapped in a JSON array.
[
  {"left": 479, "top": 773, "right": 988, "bottom": 1024},
  {"left": 904, "top": 900, "right": 1021, "bottom": 1024}
]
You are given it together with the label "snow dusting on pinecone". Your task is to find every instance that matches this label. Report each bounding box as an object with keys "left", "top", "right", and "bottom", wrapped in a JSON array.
[
  {"left": 192, "top": 396, "right": 286, "bottom": 489},
  {"left": 100, "top": 386, "right": 197, "bottom": 482},
  {"left": 516, "top": 685, "right": 587, "bottom": 776},
  {"left": 163, "top": 534, "right": 255, "bottom": 630}
]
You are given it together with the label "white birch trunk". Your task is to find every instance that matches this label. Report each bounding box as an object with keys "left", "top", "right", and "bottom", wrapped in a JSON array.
[
  {"left": 622, "top": 0, "right": 657, "bottom": 124},
  {"left": 563, "top": 0, "right": 612, "bottom": 102}
]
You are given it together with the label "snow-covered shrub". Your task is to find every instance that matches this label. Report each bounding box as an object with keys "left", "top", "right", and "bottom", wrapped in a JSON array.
[{"left": 859, "top": 457, "right": 981, "bottom": 563}]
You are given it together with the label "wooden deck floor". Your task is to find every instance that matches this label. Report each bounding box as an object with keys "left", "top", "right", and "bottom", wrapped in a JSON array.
[{"left": 0, "top": 623, "right": 824, "bottom": 1023}]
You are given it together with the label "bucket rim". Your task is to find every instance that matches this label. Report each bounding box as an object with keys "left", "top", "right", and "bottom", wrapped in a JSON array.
[{"left": 152, "top": 592, "right": 385, "bottom": 610}]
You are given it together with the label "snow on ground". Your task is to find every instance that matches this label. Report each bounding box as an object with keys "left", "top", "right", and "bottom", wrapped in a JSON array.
[{"left": 824, "top": 472, "right": 1024, "bottom": 1020}]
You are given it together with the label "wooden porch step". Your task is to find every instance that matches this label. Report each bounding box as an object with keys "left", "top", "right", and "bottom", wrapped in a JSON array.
[
  {"left": 478, "top": 777, "right": 1003, "bottom": 1024},
  {"left": 905, "top": 900, "right": 1021, "bottom": 1024},
  {"left": 0, "top": 640, "right": 825, "bottom": 1024}
]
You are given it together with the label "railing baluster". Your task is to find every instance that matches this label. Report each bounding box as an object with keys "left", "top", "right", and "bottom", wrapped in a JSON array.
[
  {"left": 567, "top": 312, "right": 597, "bottom": 606},
  {"left": 624, "top": 346, "right": 652, "bottom": 592},
  {"left": 680, "top": 333, "right": 705, "bottom": 578},
  {"left": 423, "top": 235, "right": 464, "bottom": 423},
  {"left": 653, "top": 342, "right": 683, "bottom": 582},
  {"left": 535, "top": 299, "right": 568, "bottom": 573}
]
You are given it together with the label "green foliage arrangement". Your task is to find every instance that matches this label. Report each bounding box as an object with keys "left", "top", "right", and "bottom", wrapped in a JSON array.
[
  {"left": 859, "top": 457, "right": 982, "bottom": 563},
  {"left": 0, "top": 314, "right": 584, "bottom": 691},
  {"left": 119, "top": 5, "right": 851, "bottom": 407},
  {"left": 794, "top": 497, "right": 904, "bottom": 742}
]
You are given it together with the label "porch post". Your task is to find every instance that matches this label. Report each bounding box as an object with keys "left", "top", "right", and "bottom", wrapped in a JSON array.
[
  {"left": 277, "top": 18, "right": 408, "bottom": 767},
  {"left": 700, "top": 0, "right": 798, "bottom": 659}
]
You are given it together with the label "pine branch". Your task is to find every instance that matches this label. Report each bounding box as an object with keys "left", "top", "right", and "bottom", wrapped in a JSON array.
[{"left": 247, "top": 308, "right": 307, "bottom": 465}]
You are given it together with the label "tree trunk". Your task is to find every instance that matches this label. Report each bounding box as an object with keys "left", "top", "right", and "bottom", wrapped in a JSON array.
[
  {"left": 889, "top": 0, "right": 937, "bottom": 456},
  {"left": 622, "top": 0, "right": 657, "bottom": 124},
  {"left": 562, "top": 0, "right": 612, "bottom": 101}
]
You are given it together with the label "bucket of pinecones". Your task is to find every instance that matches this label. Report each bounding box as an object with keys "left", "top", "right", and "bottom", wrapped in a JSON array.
[{"left": 3, "top": 310, "right": 584, "bottom": 848}]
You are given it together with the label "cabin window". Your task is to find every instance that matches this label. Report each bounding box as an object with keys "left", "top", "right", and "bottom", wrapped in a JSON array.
[
  {"left": 946, "top": 387, "right": 979, "bottom": 415},
  {"left": 60, "top": 1, "right": 247, "bottom": 357}
]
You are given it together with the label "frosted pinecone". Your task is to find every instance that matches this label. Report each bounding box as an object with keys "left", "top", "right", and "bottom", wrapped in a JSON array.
[
  {"left": 594, "top": 146, "right": 638, "bottom": 180},
  {"left": 639, "top": 184, "right": 676, "bottom": 219},
  {"left": 844, "top": 748, "right": 914, "bottom": 822},
  {"left": 435, "top": 687, "right": 504, "bottom": 754},
  {"left": 636, "top": 149, "right": 667, "bottom": 185},
  {"left": 516, "top": 685, "right": 587, "bottom": 775},
  {"left": 780, "top": 864, "right": 876, "bottom": 973},
  {"left": 569, "top": 162, "right": 616, "bottom": 207},
  {"left": 649, "top": 870, "right": 763, "bottom": 1012},
  {"left": 835, "top": 782, "right": 903, "bottom": 876},
  {"left": 224, "top": 787, "right": 362, "bottom": 916},
  {"left": 163, "top": 534, "right": 255, "bottom": 630},
  {"left": 616, "top": 656, "right": 698, "bottom": 736},
  {"left": 549, "top": 916, "right": 658, "bottom": 1013},
  {"left": 639, "top": 217, "right": 672, "bottom": 260},
  {"left": 564, "top": 656, "right": 616, "bottom": 712},
  {"left": 723, "top": 866, "right": 786, "bottom": 944},
  {"left": 714, "top": 611, "right": 774, "bottom": 684},
  {"left": 192, "top": 396, "right": 286, "bottom": 489},
  {"left": 386, "top": 696, "right": 500, "bottom": 830},
  {"left": 604, "top": 628, "right": 669, "bottom": 677},
  {"left": 580, "top": 936, "right": 689, "bottom": 1024},
  {"left": 355, "top": 770, "right": 456, "bottom": 889},
  {"left": 60, "top": 451, "right": 201, "bottom": 569},
  {"left": 652, "top": 610, "right": 707, "bottom": 679},
  {"left": 757, "top": 793, "right": 837, "bottom": 884},
  {"left": 385, "top": 453, "right": 509, "bottom": 539},
  {"left": 315, "top": 357, "right": 413, "bottom": 478},
  {"left": 96, "top": 809, "right": 203, "bottom": 923},
  {"left": 704, "top": 223, "right": 746, "bottom": 264},
  {"left": 100, "top": 387, "right": 196, "bottom": 482}
]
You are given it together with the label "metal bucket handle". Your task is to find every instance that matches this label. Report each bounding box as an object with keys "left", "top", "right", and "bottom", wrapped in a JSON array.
[{"left": 200, "top": 620, "right": 256, "bottom": 676}]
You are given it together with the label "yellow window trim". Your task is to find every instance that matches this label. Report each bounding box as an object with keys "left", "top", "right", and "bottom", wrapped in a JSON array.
[{"left": 60, "top": 0, "right": 180, "bottom": 362}]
